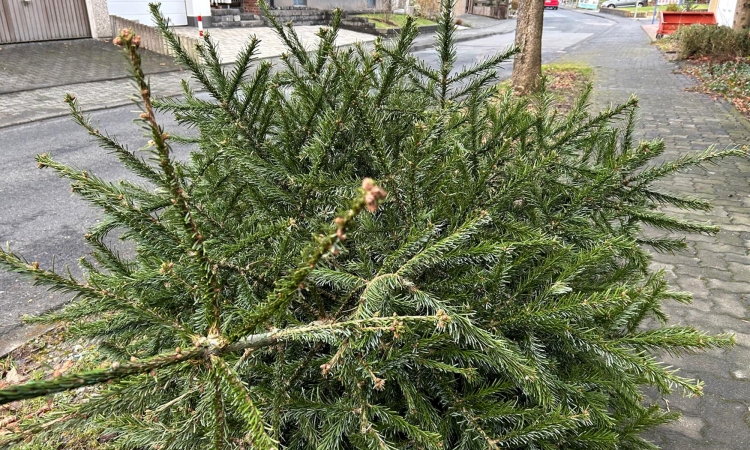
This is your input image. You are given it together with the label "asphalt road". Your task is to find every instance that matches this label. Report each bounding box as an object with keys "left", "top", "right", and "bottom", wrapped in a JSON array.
[
  {"left": 0, "top": 10, "right": 614, "bottom": 337},
  {"left": 413, "top": 8, "right": 614, "bottom": 80},
  {"left": 0, "top": 109, "right": 192, "bottom": 337}
]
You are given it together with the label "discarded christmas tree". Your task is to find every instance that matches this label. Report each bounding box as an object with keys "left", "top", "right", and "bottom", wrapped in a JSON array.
[{"left": 0, "top": 1, "right": 741, "bottom": 448}]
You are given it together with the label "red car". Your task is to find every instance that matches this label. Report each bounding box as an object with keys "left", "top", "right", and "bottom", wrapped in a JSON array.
[{"left": 544, "top": 0, "right": 560, "bottom": 9}]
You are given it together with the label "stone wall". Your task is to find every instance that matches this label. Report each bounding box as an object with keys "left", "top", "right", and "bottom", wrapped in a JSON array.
[
  {"left": 470, "top": 4, "right": 507, "bottom": 19},
  {"left": 273, "top": 1, "right": 380, "bottom": 10},
  {"left": 598, "top": 7, "right": 650, "bottom": 18}
]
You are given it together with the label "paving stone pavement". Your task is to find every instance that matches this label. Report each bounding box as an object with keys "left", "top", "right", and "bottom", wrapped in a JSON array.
[
  {"left": 171, "top": 13, "right": 513, "bottom": 65},
  {"left": 0, "top": 39, "right": 182, "bottom": 94},
  {"left": 0, "top": 70, "right": 193, "bottom": 128},
  {"left": 556, "top": 12, "right": 750, "bottom": 449}
]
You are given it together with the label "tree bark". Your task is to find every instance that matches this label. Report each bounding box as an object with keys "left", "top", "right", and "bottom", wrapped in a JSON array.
[
  {"left": 734, "top": 0, "right": 750, "bottom": 30},
  {"left": 511, "top": 0, "right": 545, "bottom": 95}
]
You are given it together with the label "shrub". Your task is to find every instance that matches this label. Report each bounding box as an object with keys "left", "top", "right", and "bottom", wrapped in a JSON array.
[
  {"left": 415, "top": 0, "right": 441, "bottom": 19},
  {"left": 0, "top": 1, "right": 739, "bottom": 449},
  {"left": 665, "top": 3, "right": 680, "bottom": 11},
  {"left": 672, "top": 24, "right": 750, "bottom": 60},
  {"left": 682, "top": 0, "right": 698, "bottom": 11}
]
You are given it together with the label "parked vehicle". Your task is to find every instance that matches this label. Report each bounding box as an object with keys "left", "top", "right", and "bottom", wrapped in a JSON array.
[
  {"left": 599, "top": 0, "right": 648, "bottom": 8},
  {"left": 544, "top": 0, "right": 560, "bottom": 9},
  {"left": 600, "top": 0, "right": 646, "bottom": 7}
]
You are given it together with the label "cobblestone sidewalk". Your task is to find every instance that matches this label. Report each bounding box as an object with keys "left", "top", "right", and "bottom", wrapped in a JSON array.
[
  {"left": 0, "top": 39, "right": 182, "bottom": 94},
  {"left": 557, "top": 12, "right": 750, "bottom": 449}
]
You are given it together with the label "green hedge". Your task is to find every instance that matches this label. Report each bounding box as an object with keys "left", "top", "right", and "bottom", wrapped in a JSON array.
[{"left": 673, "top": 24, "right": 750, "bottom": 60}]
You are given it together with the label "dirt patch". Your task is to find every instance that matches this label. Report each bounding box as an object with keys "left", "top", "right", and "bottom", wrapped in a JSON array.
[
  {"left": 544, "top": 65, "right": 593, "bottom": 114},
  {"left": 1, "top": 325, "right": 104, "bottom": 447}
]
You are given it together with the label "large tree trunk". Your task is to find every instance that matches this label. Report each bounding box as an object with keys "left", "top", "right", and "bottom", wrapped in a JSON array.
[
  {"left": 734, "top": 0, "right": 750, "bottom": 30},
  {"left": 511, "top": 0, "right": 545, "bottom": 95}
]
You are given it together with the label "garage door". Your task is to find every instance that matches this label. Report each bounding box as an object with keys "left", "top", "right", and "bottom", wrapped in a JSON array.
[
  {"left": 107, "top": 0, "right": 187, "bottom": 27},
  {"left": 0, "top": 0, "right": 91, "bottom": 44}
]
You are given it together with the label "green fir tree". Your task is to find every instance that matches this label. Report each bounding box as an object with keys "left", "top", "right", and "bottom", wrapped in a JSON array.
[{"left": 0, "top": 1, "right": 742, "bottom": 448}]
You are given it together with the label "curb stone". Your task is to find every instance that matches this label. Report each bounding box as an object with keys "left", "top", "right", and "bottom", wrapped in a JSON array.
[{"left": 0, "top": 323, "right": 56, "bottom": 358}]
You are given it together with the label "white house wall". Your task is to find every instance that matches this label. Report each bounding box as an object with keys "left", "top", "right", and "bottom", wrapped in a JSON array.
[
  {"left": 185, "top": 0, "right": 211, "bottom": 17},
  {"left": 107, "top": 0, "right": 188, "bottom": 26},
  {"left": 714, "top": 0, "right": 735, "bottom": 27}
]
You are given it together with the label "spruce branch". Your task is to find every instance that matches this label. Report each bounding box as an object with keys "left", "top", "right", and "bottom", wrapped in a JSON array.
[
  {"left": 0, "top": 314, "right": 442, "bottom": 406},
  {"left": 229, "top": 178, "right": 387, "bottom": 338},
  {"left": 448, "top": 46, "right": 518, "bottom": 86},
  {"left": 229, "top": 314, "right": 445, "bottom": 354},
  {"left": 114, "top": 27, "right": 224, "bottom": 332},
  {"left": 211, "top": 356, "right": 277, "bottom": 449},
  {"left": 225, "top": 36, "right": 261, "bottom": 101},
  {"left": 631, "top": 146, "right": 747, "bottom": 187},
  {"left": 624, "top": 208, "right": 719, "bottom": 234},
  {"left": 396, "top": 212, "right": 491, "bottom": 279},
  {"left": 551, "top": 96, "right": 639, "bottom": 151},
  {"left": 636, "top": 236, "right": 688, "bottom": 253},
  {"left": 435, "top": 0, "right": 458, "bottom": 106},
  {"left": 0, "top": 348, "right": 202, "bottom": 405},
  {"left": 34, "top": 154, "right": 185, "bottom": 260},
  {"left": 1, "top": 4, "right": 741, "bottom": 447},
  {"left": 374, "top": 21, "right": 419, "bottom": 107},
  {"left": 64, "top": 94, "right": 162, "bottom": 185},
  {"left": 211, "top": 374, "right": 227, "bottom": 450},
  {"left": 0, "top": 247, "right": 188, "bottom": 341},
  {"left": 261, "top": 0, "right": 314, "bottom": 74},
  {"left": 195, "top": 33, "right": 229, "bottom": 96},
  {"left": 150, "top": 3, "right": 223, "bottom": 101}
]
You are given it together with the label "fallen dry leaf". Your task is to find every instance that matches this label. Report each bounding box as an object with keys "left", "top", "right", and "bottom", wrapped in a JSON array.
[
  {"left": 53, "top": 359, "right": 75, "bottom": 378},
  {"left": 4, "top": 367, "right": 22, "bottom": 384},
  {"left": 0, "top": 416, "right": 18, "bottom": 428},
  {"left": 22, "top": 404, "right": 52, "bottom": 420}
]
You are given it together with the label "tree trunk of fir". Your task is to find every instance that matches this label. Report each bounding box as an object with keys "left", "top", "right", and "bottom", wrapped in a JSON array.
[
  {"left": 734, "top": 0, "right": 750, "bottom": 30},
  {"left": 511, "top": 0, "right": 545, "bottom": 95}
]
